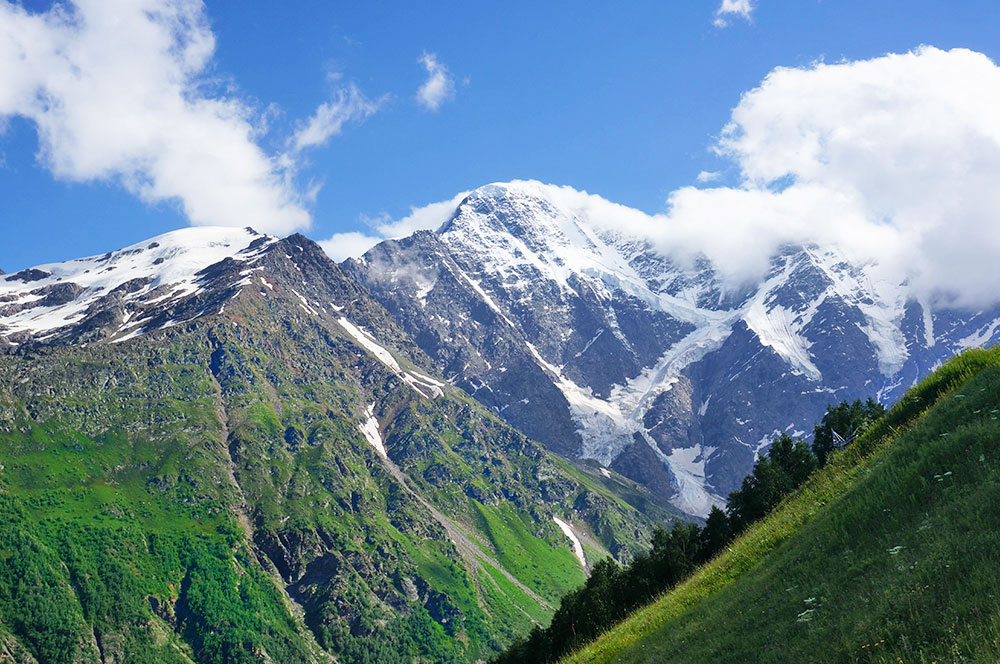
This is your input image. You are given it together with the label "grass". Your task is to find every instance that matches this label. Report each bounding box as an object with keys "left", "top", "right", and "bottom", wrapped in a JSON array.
[
  {"left": 471, "top": 501, "right": 585, "bottom": 603},
  {"left": 480, "top": 561, "right": 554, "bottom": 626},
  {"left": 564, "top": 347, "right": 1000, "bottom": 663}
]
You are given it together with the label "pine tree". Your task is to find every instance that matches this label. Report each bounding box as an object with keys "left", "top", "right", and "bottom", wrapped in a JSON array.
[
  {"left": 698, "top": 505, "right": 731, "bottom": 562},
  {"left": 768, "top": 433, "right": 817, "bottom": 486},
  {"left": 727, "top": 433, "right": 817, "bottom": 533}
]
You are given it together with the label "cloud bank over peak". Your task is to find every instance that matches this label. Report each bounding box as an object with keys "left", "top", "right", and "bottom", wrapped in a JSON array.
[
  {"left": 330, "top": 47, "right": 1000, "bottom": 309},
  {"left": 664, "top": 46, "right": 1000, "bottom": 306},
  {"left": 318, "top": 190, "right": 471, "bottom": 261}
]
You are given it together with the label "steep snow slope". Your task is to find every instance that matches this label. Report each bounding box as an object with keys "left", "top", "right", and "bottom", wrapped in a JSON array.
[{"left": 346, "top": 181, "right": 1000, "bottom": 516}]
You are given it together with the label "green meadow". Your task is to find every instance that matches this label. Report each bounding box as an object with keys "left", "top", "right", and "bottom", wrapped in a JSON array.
[{"left": 563, "top": 347, "right": 1000, "bottom": 663}]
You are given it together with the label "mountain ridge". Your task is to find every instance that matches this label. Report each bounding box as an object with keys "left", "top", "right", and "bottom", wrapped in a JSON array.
[{"left": 5, "top": 187, "right": 999, "bottom": 519}]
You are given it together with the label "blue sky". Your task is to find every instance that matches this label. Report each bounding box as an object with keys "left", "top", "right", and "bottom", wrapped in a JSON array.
[{"left": 2, "top": 1, "right": 1000, "bottom": 272}]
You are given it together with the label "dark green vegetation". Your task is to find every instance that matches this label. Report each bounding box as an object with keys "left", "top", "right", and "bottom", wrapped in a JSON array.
[
  {"left": 724, "top": 433, "right": 817, "bottom": 536},
  {"left": 0, "top": 236, "right": 678, "bottom": 664},
  {"left": 561, "top": 347, "right": 1000, "bottom": 663},
  {"left": 812, "top": 398, "right": 886, "bottom": 466},
  {"left": 495, "top": 397, "right": 882, "bottom": 664}
]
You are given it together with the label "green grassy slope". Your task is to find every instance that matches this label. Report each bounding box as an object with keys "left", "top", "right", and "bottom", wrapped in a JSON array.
[{"left": 564, "top": 347, "right": 1000, "bottom": 664}]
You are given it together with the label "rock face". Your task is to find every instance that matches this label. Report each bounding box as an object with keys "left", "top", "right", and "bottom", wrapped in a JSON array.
[
  {"left": 344, "top": 180, "right": 1000, "bottom": 516},
  {"left": 0, "top": 227, "right": 677, "bottom": 663}
]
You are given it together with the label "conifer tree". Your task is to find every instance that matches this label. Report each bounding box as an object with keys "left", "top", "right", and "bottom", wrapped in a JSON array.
[
  {"left": 699, "top": 505, "right": 731, "bottom": 562},
  {"left": 812, "top": 398, "right": 885, "bottom": 464}
]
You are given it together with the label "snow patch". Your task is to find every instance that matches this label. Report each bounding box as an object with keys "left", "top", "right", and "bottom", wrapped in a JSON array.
[
  {"left": 291, "top": 289, "right": 318, "bottom": 316},
  {"left": 402, "top": 370, "right": 446, "bottom": 399},
  {"left": 0, "top": 227, "right": 273, "bottom": 342},
  {"left": 575, "top": 328, "right": 605, "bottom": 358},
  {"left": 665, "top": 444, "right": 723, "bottom": 517},
  {"left": 553, "top": 517, "right": 586, "bottom": 568},
  {"left": 958, "top": 317, "right": 1000, "bottom": 349},
  {"left": 698, "top": 396, "right": 711, "bottom": 417},
  {"left": 744, "top": 303, "right": 821, "bottom": 381},
  {"left": 753, "top": 435, "right": 775, "bottom": 461},
  {"left": 804, "top": 247, "right": 908, "bottom": 376},
  {"left": 742, "top": 257, "right": 821, "bottom": 381},
  {"left": 358, "top": 404, "right": 386, "bottom": 457},
  {"left": 919, "top": 299, "right": 936, "bottom": 348},
  {"left": 337, "top": 317, "right": 444, "bottom": 399},
  {"left": 337, "top": 317, "right": 402, "bottom": 372},
  {"left": 109, "top": 326, "right": 146, "bottom": 344},
  {"left": 458, "top": 271, "right": 519, "bottom": 330}
]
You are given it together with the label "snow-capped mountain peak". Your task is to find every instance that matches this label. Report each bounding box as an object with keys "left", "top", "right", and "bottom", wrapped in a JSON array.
[
  {"left": 0, "top": 226, "right": 275, "bottom": 346},
  {"left": 440, "top": 181, "right": 641, "bottom": 293}
]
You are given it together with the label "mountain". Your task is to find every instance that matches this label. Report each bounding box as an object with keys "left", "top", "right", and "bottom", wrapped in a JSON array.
[
  {"left": 0, "top": 227, "right": 678, "bottom": 664},
  {"left": 561, "top": 347, "right": 1000, "bottom": 663},
  {"left": 344, "top": 180, "right": 1000, "bottom": 516}
]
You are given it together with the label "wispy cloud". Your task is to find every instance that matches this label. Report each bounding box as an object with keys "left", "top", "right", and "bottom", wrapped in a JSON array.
[
  {"left": 416, "top": 52, "right": 456, "bottom": 112},
  {"left": 292, "top": 82, "right": 384, "bottom": 152},
  {"left": 319, "top": 190, "right": 470, "bottom": 261},
  {"left": 714, "top": 0, "right": 754, "bottom": 27}
]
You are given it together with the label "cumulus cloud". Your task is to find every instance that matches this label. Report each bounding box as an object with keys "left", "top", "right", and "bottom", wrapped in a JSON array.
[
  {"left": 319, "top": 190, "right": 470, "bottom": 262},
  {"left": 0, "top": 0, "right": 373, "bottom": 236},
  {"left": 416, "top": 52, "right": 455, "bottom": 112},
  {"left": 714, "top": 0, "right": 754, "bottom": 27},
  {"left": 292, "top": 83, "right": 384, "bottom": 152},
  {"left": 644, "top": 46, "right": 1000, "bottom": 307}
]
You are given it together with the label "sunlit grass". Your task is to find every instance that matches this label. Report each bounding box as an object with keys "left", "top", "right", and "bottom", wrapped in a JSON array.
[{"left": 564, "top": 347, "right": 1000, "bottom": 663}]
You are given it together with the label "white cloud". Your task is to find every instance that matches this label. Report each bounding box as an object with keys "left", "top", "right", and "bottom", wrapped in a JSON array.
[
  {"left": 646, "top": 46, "right": 1000, "bottom": 307},
  {"left": 376, "top": 192, "right": 472, "bottom": 237},
  {"left": 292, "top": 83, "right": 384, "bottom": 152},
  {"left": 0, "top": 0, "right": 346, "bottom": 235},
  {"left": 714, "top": 0, "right": 754, "bottom": 27},
  {"left": 416, "top": 52, "right": 455, "bottom": 112},
  {"left": 318, "top": 231, "right": 383, "bottom": 262},
  {"left": 319, "top": 190, "right": 470, "bottom": 262}
]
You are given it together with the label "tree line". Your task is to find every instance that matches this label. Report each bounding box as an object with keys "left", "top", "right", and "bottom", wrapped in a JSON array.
[{"left": 491, "top": 398, "right": 885, "bottom": 664}]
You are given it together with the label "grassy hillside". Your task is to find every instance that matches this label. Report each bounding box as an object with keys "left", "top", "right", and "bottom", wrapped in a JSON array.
[{"left": 563, "top": 347, "right": 1000, "bottom": 664}]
